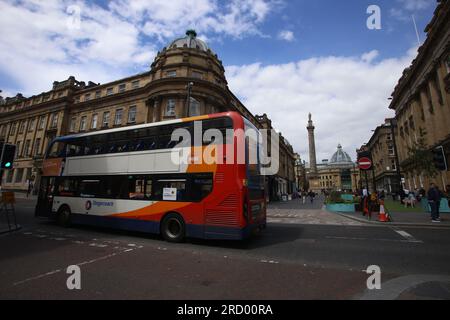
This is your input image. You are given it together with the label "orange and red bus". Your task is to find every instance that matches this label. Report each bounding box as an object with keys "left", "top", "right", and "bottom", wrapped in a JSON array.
[{"left": 35, "top": 112, "right": 266, "bottom": 242}]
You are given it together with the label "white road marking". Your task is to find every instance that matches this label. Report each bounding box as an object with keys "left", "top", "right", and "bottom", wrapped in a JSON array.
[
  {"left": 393, "top": 229, "right": 423, "bottom": 243},
  {"left": 12, "top": 246, "right": 142, "bottom": 287},
  {"left": 326, "top": 236, "right": 420, "bottom": 243}
]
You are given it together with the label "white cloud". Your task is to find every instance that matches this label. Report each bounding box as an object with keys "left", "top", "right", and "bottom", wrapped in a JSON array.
[
  {"left": 361, "top": 50, "right": 379, "bottom": 63},
  {"left": 278, "top": 30, "right": 295, "bottom": 42},
  {"left": 390, "top": 0, "right": 434, "bottom": 21},
  {"left": 397, "top": 0, "right": 434, "bottom": 11},
  {"left": 226, "top": 48, "right": 418, "bottom": 162},
  {"left": 0, "top": 0, "right": 279, "bottom": 96}
]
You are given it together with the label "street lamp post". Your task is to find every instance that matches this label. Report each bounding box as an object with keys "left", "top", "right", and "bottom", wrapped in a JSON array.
[
  {"left": 389, "top": 118, "right": 402, "bottom": 193},
  {"left": 186, "top": 82, "right": 194, "bottom": 117}
]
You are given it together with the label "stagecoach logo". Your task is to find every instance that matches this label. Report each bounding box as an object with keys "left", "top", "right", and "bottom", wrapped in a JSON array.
[{"left": 85, "top": 201, "right": 92, "bottom": 211}]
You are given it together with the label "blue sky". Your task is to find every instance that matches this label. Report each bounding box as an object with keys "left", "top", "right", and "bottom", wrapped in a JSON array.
[{"left": 0, "top": 0, "right": 438, "bottom": 161}]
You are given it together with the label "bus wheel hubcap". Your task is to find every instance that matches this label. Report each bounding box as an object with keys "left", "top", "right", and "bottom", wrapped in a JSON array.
[{"left": 167, "top": 219, "right": 181, "bottom": 238}]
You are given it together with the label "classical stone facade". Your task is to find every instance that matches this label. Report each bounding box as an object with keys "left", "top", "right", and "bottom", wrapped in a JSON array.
[
  {"left": 255, "top": 114, "right": 297, "bottom": 200},
  {"left": 363, "top": 119, "right": 401, "bottom": 193},
  {"left": 388, "top": 1, "right": 450, "bottom": 191},
  {"left": 314, "top": 145, "right": 360, "bottom": 193},
  {"left": 0, "top": 30, "right": 296, "bottom": 197}
]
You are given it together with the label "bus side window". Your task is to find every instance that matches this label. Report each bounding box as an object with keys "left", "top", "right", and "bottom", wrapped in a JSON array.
[
  {"left": 191, "top": 175, "right": 213, "bottom": 201},
  {"left": 129, "top": 177, "right": 145, "bottom": 200},
  {"left": 80, "top": 180, "right": 100, "bottom": 198},
  {"left": 145, "top": 178, "right": 153, "bottom": 200}
]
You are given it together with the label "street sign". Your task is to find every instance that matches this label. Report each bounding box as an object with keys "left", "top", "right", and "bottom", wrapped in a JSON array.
[{"left": 358, "top": 157, "right": 372, "bottom": 170}]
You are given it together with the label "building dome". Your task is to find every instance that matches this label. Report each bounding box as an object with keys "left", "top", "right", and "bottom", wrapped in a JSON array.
[
  {"left": 329, "top": 144, "right": 353, "bottom": 166},
  {"left": 169, "top": 30, "right": 210, "bottom": 52}
]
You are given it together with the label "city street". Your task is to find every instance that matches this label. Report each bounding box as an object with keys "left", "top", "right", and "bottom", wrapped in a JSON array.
[{"left": 1, "top": 196, "right": 450, "bottom": 300}]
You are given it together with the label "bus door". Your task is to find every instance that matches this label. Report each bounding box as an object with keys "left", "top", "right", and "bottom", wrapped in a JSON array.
[{"left": 35, "top": 177, "right": 56, "bottom": 217}]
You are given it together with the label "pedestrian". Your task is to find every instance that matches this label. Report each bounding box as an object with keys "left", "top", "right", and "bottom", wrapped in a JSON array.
[
  {"left": 308, "top": 190, "right": 315, "bottom": 204},
  {"left": 27, "top": 180, "right": 33, "bottom": 198},
  {"left": 428, "top": 183, "right": 442, "bottom": 223},
  {"left": 302, "top": 190, "right": 307, "bottom": 205}
]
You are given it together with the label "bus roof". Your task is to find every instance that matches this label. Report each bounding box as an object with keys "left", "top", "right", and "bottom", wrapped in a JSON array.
[{"left": 55, "top": 112, "right": 241, "bottom": 142}]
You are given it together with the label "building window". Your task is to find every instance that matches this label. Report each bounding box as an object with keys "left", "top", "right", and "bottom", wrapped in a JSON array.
[
  {"left": 58, "top": 92, "right": 63, "bottom": 97},
  {"left": 15, "top": 168, "right": 24, "bottom": 183},
  {"left": 103, "top": 112, "right": 110, "bottom": 127},
  {"left": 80, "top": 116, "right": 87, "bottom": 131},
  {"left": 28, "top": 118, "right": 35, "bottom": 132},
  {"left": 189, "top": 98, "right": 201, "bottom": 116},
  {"left": 165, "top": 99, "right": 176, "bottom": 117},
  {"left": 10, "top": 123, "right": 16, "bottom": 135},
  {"left": 114, "top": 109, "right": 123, "bottom": 126},
  {"left": 128, "top": 106, "right": 137, "bottom": 123},
  {"left": 24, "top": 140, "right": 31, "bottom": 157},
  {"left": 69, "top": 117, "right": 76, "bottom": 132},
  {"left": 166, "top": 70, "right": 177, "bottom": 78},
  {"left": 106, "top": 87, "right": 114, "bottom": 96},
  {"left": 95, "top": 90, "right": 101, "bottom": 99},
  {"left": 192, "top": 71, "right": 203, "bottom": 79},
  {"left": 91, "top": 114, "right": 98, "bottom": 129},
  {"left": 391, "top": 160, "right": 397, "bottom": 171},
  {"left": 50, "top": 113, "right": 59, "bottom": 128},
  {"left": 38, "top": 116, "right": 46, "bottom": 130},
  {"left": 85, "top": 93, "right": 91, "bottom": 101},
  {"left": 75, "top": 96, "right": 80, "bottom": 103},
  {"left": 18, "top": 121, "right": 26, "bottom": 134},
  {"left": 34, "top": 138, "right": 41, "bottom": 156},
  {"left": 118, "top": 84, "right": 126, "bottom": 93},
  {"left": 131, "top": 80, "right": 140, "bottom": 89},
  {"left": 16, "top": 141, "right": 21, "bottom": 158},
  {"left": 388, "top": 146, "right": 395, "bottom": 156}
]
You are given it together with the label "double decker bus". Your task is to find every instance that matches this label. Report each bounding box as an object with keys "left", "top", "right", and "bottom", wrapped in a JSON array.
[{"left": 35, "top": 112, "right": 266, "bottom": 242}]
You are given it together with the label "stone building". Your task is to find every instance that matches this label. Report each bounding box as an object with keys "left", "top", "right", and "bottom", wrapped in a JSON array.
[
  {"left": 388, "top": 1, "right": 450, "bottom": 191},
  {"left": 363, "top": 119, "right": 402, "bottom": 193},
  {"left": 0, "top": 30, "right": 296, "bottom": 197},
  {"left": 314, "top": 145, "right": 360, "bottom": 193},
  {"left": 255, "top": 113, "right": 297, "bottom": 201}
]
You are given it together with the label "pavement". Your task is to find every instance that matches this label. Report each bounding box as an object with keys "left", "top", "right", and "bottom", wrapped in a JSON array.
[
  {"left": 268, "top": 197, "right": 364, "bottom": 226},
  {"left": 332, "top": 207, "right": 450, "bottom": 228},
  {"left": 1, "top": 196, "right": 450, "bottom": 300}
]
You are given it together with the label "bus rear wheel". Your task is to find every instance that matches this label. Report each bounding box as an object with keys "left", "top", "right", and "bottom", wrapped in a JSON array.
[
  {"left": 161, "top": 213, "right": 186, "bottom": 243},
  {"left": 57, "top": 206, "right": 72, "bottom": 228}
]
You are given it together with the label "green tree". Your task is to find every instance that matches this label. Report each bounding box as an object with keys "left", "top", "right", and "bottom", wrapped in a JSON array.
[{"left": 407, "top": 128, "right": 438, "bottom": 178}]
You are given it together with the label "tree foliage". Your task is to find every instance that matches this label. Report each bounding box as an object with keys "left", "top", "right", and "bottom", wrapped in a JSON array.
[{"left": 407, "top": 128, "right": 438, "bottom": 178}]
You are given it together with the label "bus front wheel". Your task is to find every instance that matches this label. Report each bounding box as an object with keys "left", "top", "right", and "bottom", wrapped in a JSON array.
[
  {"left": 57, "top": 206, "right": 72, "bottom": 228},
  {"left": 161, "top": 213, "right": 186, "bottom": 243}
]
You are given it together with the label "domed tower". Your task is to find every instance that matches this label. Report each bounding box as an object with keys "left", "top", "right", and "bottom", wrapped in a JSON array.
[
  {"left": 147, "top": 30, "right": 230, "bottom": 122},
  {"left": 329, "top": 144, "right": 354, "bottom": 168}
]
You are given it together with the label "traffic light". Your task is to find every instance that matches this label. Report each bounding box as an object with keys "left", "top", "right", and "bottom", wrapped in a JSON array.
[
  {"left": 432, "top": 146, "right": 448, "bottom": 172},
  {"left": 0, "top": 143, "right": 16, "bottom": 169}
]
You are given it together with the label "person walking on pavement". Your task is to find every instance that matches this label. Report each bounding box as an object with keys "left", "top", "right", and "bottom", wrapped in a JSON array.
[
  {"left": 27, "top": 180, "right": 33, "bottom": 198},
  {"left": 428, "top": 183, "right": 442, "bottom": 223},
  {"left": 308, "top": 191, "right": 315, "bottom": 204},
  {"left": 302, "top": 190, "right": 307, "bottom": 205}
]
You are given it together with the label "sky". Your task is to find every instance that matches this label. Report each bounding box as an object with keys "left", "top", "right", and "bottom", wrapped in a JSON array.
[{"left": 0, "top": 0, "right": 438, "bottom": 162}]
